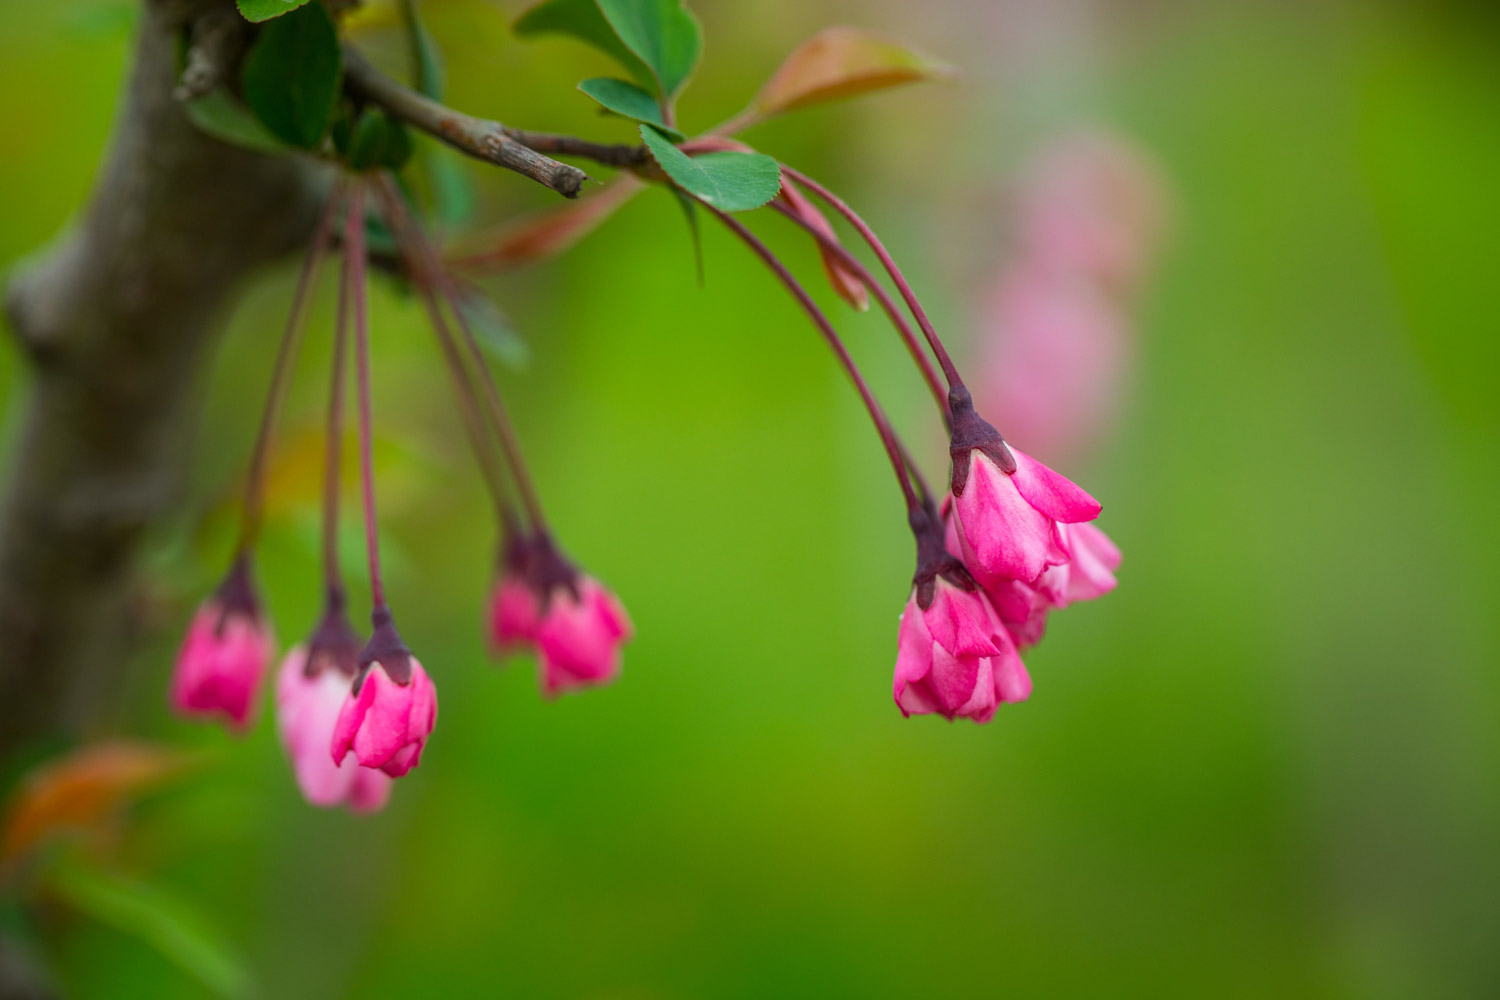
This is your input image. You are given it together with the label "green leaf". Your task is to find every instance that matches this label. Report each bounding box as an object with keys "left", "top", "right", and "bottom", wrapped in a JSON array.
[
  {"left": 236, "top": 0, "right": 313, "bottom": 22},
  {"left": 513, "top": 0, "right": 654, "bottom": 92},
  {"left": 346, "top": 108, "right": 414, "bottom": 171},
  {"left": 453, "top": 285, "right": 531, "bottom": 370},
  {"left": 184, "top": 87, "right": 289, "bottom": 155},
  {"left": 577, "top": 77, "right": 681, "bottom": 139},
  {"left": 49, "top": 861, "right": 250, "bottom": 999},
  {"left": 669, "top": 187, "right": 704, "bottom": 285},
  {"left": 397, "top": 0, "right": 445, "bottom": 100},
  {"left": 595, "top": 0, "right": 701, "bottom": 99},
  {"left": 639, "top": 125, "right": 781, "bottom": 212},
  {"left": 240, "top": 1, "right": 343, "bottom": 150}
]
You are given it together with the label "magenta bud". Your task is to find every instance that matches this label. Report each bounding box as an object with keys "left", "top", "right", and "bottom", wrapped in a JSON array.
[
  {"left": 170, "top": 560, "right": 274, "bottom": 733},
  {"left": 330, "top": 657, "right": 437, "bottom": 778},
  {"left": 276, "top": 646, "right": 392, "bottom": 812},
  {"left": 535, "top": 576, "right": 633, "bottom": 697},
  {"left": 892, "top": 579, "right": 1030, "bottom": 724}
]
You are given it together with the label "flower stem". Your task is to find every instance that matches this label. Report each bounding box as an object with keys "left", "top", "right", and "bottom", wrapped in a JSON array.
[
  {"left": 369, "top": 178, "right": 511, "bottom": 517},
  {"left": 378, "top": 178, "right": 551, "bottom": 534},
  {"left": 237, "top": 187, "right": 339, "bottom": 554},
  {"left": 323, "top": 183, "right": 351, "bottom": 601},
  {"left": 709, "top": 206, "right": 920, "bottom": 514},
  {"left": 345, "top": 181, "right": 388, "bottom": 612},
  {"left": 778, "top": 165, "right": 963, "bottom": 391},
  {"left": 766, "top": 198, "right": 948, "bottom": 424}
]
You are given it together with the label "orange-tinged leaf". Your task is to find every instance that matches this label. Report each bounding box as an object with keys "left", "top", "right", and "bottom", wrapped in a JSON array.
[
  {"left": 2, "top": 742, "right": 195, "bottom": 864},
  {"left": 452, "top": 175, "right": 644, "bottom": 273},
  {"left": 778, "top": 177, "right": 869, "bottom": 312},
  {"left": 748, "top": 27, "right": 955, "bottom": 122}
]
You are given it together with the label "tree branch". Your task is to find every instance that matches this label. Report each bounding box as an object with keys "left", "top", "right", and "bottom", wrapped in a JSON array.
[
  {"left": 342, "top": 46, "right": 592, "bottom": 198},
  {"left": 0, "top": 0, "right": 324, "bottom": 758}
]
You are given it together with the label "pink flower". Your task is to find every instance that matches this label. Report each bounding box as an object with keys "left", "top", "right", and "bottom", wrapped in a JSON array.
[
  {"left": 942, "top": 497, "right": 1119, "bottom": 650},
  {"left": 486, "top": 534, "right": 540, "bottom": 653},
  {"left": 331, "top": 613, "right": 437, "bottom": 778},
  {"left": 893, "top": 578, "right": 1031, "bottom": 723},
  {"left": 535, "top": 576, "right": 633, "bottom": 697},
  {"left": 948, "top": 388, "right": 1101, "bottom": 588},
  {"left": 170, "top": 560, "right": 274, "bottom": 732},
  {"left": 276, "top": 646, "right": 391, "bottom": 813},
  {"left": 488, "top": 530, "right": 633, "bottom": 696},
  {"left": 973, "top": 263, "right": 1131, "bottom": 466}
]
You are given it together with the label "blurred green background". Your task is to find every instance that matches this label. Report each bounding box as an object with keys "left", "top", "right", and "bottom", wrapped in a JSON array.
[{"left": 2, "top": 0, "right": 1499, "bottom": 996}]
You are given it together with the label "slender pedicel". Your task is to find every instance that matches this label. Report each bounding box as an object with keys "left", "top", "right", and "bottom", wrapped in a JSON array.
[
  {"left": 708, "top": 205, "right": 920, "bottom": 515},
  {"left": 778, "top": 165, "right": 963, "bottom": 389},
  {"left": 344, "top": 181, "right": 388, "bottom": 613},
  {"left": 323, "top": 187, "right": 352, "bottom": 599},
  {"left": 378, "top": 177, "right": 551, "bottom": 533},
  {"left": 238, "top": 187, "right": 341, "bottom": 553},
  {"left": 368, "top": 178, "right": 512, "bottom": 516},
  {"left": 767, "top": 198, "right": 947, "bottom": 418}
]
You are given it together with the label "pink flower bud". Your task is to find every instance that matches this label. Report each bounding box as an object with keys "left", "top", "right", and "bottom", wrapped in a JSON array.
[
  {"left": 276, "top": 646, "right": 391, "bottom": 813},
  {"left": 893, "top": 579, "right": 1030, "bottom": 723},
  {"left": 535, "top": 576, "right": 633, "bottom": 697},
  {"left": 170, "top": 560, "right": 274, "bottom": 732},
  {"left": 486, "top": 533, "right": 541, "bottom": 653},
  {"left": 331, "top": 654, "right": 437, "bottom": 778},
  {"left": 950, "top": 444, "right": 1101, "bottom": 588}
]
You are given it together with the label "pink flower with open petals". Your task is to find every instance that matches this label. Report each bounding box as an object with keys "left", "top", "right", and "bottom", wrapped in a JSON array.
[
  {"left": 170, "top": 560, "right": 274, "bottom": 732},
  {"left": 276, "top": 647, "right": 391, "bottom": 813},
  {"left": 535, "top": 577, "right": 633, "bottom": 697},
  {"left": 331, "top": 657, "right": 437, "bottom": 778},
  {"left": 893, "top": 578, "right": 1031, "bottom": 723}
]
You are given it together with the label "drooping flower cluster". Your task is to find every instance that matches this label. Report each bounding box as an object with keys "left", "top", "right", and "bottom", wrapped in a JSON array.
[
  {"left": 712, "top": 166, "right": 1121, "bottom": 723},
  {"left": 168, "top": 175, "right": 630, "bottom": 813}
]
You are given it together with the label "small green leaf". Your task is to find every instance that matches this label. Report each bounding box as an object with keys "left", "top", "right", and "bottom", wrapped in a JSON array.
[
  {"left": 240, "top": 1, "right": 343, "bottom": 150},
  {"left": 577, "top": 77, "right": 681, "bottom": 138},
  {"left": 639, "top": 125, "right": 781, "bottom": 212},
  {"left": 184, "top": 87, "right": 289, "bottom": 155},
  {"left": 669, "top": 187, "right": 704, "bottom": 285},
  {"left": 453, "top": 285, "right": 531, "bottom": 370},
  {"left": 346, "top": 108, "right": 414, "bottom": 171},
  {"left": 236, "top": 0, "right": 313, "bottom": 22},
  {"left": 397, "top": 0, "right": 445, "bottom": 100},
  {"left": 513, "top": 0, "right": 654, "bottom": 92},
  {"left": 595, "top": 0, "right": 701, "bottom": 99},
  {"left": 49, "top": 861, "right": 250, "bottom": 999}
]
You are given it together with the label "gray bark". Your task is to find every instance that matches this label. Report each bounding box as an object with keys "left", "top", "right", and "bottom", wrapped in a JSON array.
[{"left": 0, "top": 0, "right": 323, "bottom": 755}]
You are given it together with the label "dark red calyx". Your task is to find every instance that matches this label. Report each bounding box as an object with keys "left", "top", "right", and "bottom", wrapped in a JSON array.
[
  {"left": 305, "top": 587, "right": 363, "bottom": 678},
  {"left": 946, "top": 384, "right": 1015, "bottom": 495},
  {"left": 355, "top": 605, "right": 413, "bottom": 690},
  {"left": 211, "top": 554, "right": 262, "bottom": 636},
  {"left": 908, "top": 504, "right": 977, "bottom": 610}
]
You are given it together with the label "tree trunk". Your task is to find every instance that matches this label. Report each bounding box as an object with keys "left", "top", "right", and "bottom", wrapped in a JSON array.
[{"left": 0, "top": 0, "right": 322, "bottom": 757}]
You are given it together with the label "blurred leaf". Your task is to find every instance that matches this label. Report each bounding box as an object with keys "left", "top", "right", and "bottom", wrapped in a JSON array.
[
  {"left": 62, "top": 0, "right": 138, "bottom": 38},
  {"left": 397, "top": 0, "right": 445, "bottom": 99},
  {"left": 513, "top": 0, "right": 654, "bottom": 92},
  {"left": 451, "top": 175, "right": 643, "bottom": 271},
  {"left": 235, "top": 0, "right": 313, "bottom": 22},
  {"left": 746, "top": 26, "right": 954, "bottom": 124},
  {"left": 578, "top": 77, "right": 682, "bottom": 138},
  {"left": 451, "top": 282, "right": 531, "bottom": 370},
  {"left": 184, "top": 88, "right": 290, "bottom": 155},
  {"left": 346, "top": 108, "right": 414, "bottom": 171},
  {"left": 640, "top": 126, "right": 781, "bottom": 212},
  {"left": 595, "top": 0, "right": 702, "bottom": 100},
  {"left": 670, "top": 187, "right": 704, "bottom": 285},
  {"left": 47, "top": 861, "right": 250, "bottom": 999},
  {"left": 778, "top": 178, "right": 868, "bottom": 311},
  {"left": 240, "top": 1, "right": 343, "bottom": 150},
  {"left": 1, "top": 743, "right": 193, "bottom": 866}
]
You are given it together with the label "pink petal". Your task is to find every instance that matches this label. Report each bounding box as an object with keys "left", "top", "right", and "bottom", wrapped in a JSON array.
[
  {"left": 952, "top": 454, "right": 1060, "bottom": 586},
  {"left": 1010, "top": 448, "right": 1102, "bottom": 524}
]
